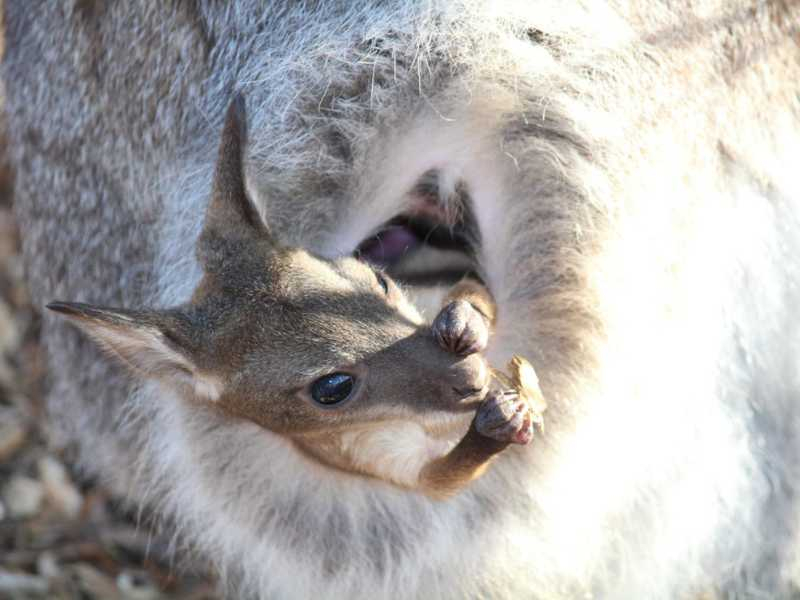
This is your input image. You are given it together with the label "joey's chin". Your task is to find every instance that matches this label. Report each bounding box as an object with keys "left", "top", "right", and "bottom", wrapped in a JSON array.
[{"left": 422, "top": 406, "right": 475, "bottom": 440}]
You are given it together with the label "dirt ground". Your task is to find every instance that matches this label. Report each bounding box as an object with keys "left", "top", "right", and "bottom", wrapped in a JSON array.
[{"left": 0, "top": 161, "right": 218, "bottom": 598}]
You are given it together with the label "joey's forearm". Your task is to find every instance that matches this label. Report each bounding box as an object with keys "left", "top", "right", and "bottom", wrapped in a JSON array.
[
  {"left": 421, "top": 278, "right": 528, "bottom": 498},
  {"left": 418, "top": 385, "right": 534, "bottom": 499},
  {"left": 442, "top": 279, "right": 496, "bottom": 326},
  {"left": 418, "top": 421, "right": 509, "bottom": 499},
  {"left": 432, "top": 279, "right": 496, "bottom": 358}
]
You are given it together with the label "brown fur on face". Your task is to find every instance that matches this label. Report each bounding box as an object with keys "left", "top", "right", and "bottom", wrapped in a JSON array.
[{"left": 47, "top": 96, "right": 511, "bottom": 492}]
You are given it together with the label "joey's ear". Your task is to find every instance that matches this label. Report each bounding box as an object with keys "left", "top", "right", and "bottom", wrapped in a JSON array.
[
  {"left": 46, "top": 301, "right": 219, "bottom": 400},
  {"left": 198, "top": 94, "right": 274, "bottom": 270}
]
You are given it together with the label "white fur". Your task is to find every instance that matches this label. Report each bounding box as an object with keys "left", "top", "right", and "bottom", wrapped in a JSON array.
[
  {"left": 340, "top": 421, "right": 454, "bottom": 488},
  {"left": 193, "top": 374, "right": 223, "bottom": 403}
]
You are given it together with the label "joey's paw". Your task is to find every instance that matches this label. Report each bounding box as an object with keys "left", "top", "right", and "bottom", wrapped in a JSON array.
[
  {"left": 432, "top": 299, "right": 489, "bottom": 357},
  {"left": 474, "top": 389, "right": 534, "bottom": 445}
]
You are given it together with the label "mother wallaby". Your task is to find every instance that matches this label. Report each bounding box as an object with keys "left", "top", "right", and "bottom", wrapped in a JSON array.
[{"left": 3, "top": 1, "right": 800, "bottom": 598}]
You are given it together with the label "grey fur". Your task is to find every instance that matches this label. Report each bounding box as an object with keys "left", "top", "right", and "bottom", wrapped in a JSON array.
[{"left": 3, "top": 1, "right": 800, "bottom": 598}]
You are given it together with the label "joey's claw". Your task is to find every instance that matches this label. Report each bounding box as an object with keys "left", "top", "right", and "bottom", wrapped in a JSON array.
[
  {"left": 432, "top": 299, "right": 489, "bottom": 356},
  {"left": 475, "top": 389, "right": 534, "bottom": 445}
]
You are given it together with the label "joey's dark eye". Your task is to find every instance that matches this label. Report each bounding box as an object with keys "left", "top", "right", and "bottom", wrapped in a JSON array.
[
  {"left": 374, "top": 270, "right": 389, "bottom": 295},
  {"left": 310, "top": 373, "right": 355, "bottom": 406}
]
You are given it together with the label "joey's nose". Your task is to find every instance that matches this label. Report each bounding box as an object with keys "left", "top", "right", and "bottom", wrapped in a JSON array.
[{"left": 447, "top": 354, "right": 490, "bottom": 401}]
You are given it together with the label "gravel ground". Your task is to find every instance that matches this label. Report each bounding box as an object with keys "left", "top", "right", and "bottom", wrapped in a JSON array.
[{"left": 0, "top": 159, "right": 218, "bottom": 598}]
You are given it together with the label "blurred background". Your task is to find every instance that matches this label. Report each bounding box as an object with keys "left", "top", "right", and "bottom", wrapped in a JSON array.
[
  {"left": 0, "top": 23, "right": 215, "bottom": 600},
  {"left": 0, "top": 149, "right": 217, "bottom": 600}
]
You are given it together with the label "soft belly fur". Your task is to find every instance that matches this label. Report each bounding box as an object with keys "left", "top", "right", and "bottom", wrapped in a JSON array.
[{"left": 4, "top": 1, "right": 800, "bottom": 598}]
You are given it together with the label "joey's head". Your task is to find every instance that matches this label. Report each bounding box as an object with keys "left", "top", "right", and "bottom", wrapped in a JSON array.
[{"left": 49, "top": 96, "right": 490, "bottom": 487}]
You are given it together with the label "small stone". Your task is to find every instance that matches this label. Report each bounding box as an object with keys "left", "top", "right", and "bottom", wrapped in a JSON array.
[
  {"left": 37, "top": 551, "right": 61, "bottom": 580},
  {"left": 68, "top": 563, "right": 123, "bottom": 600},
  {"left": 2, "top": 475, "right": 45, "bottom": 519},
  {"left": 0, "top": 207, "right": 18, "bottom": 260},
  {"left": 37, "top": 455, "right": 84, "bottom": 519},
  {"left": 0, "top": 568, "right": 49, "bottom": 596},
  {"left": 0, "top": 297, "right": 20, "bottom": 354},
  {"left": 117, "top": 570, "right": 160, "bottom": 600},
  {"left": 0, "top": 409, "right": 27, "bottom": 461}
]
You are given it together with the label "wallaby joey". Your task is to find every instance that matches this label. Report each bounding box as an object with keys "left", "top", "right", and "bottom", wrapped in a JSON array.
[{"left": 46, "top": 96, "right": 535, "bottom": 498}]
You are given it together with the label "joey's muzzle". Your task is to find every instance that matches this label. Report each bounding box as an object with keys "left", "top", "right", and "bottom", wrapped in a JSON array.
[
  {"left": 430, "top": 292, "right": 493, "bottom": 403},
  {"left": 447, "top": 354, "right": 490, "bottom": 402}
]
